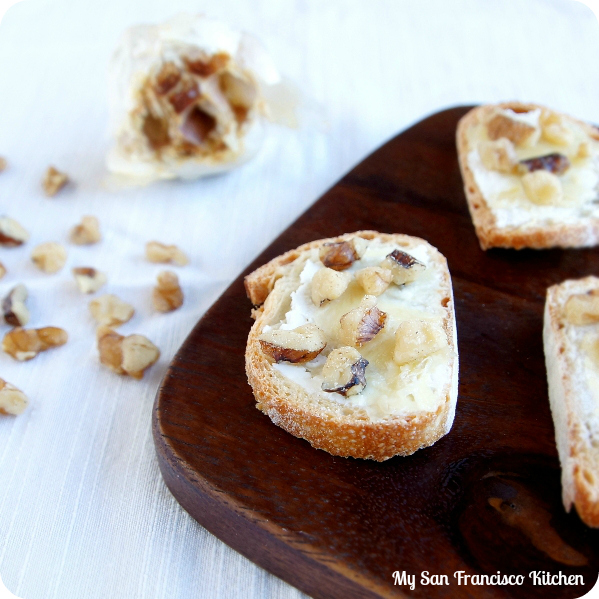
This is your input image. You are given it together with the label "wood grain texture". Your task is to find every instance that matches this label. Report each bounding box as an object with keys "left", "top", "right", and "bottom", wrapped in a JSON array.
[{"left": 153, "top": 107, "right": 599, "bottom": 599}]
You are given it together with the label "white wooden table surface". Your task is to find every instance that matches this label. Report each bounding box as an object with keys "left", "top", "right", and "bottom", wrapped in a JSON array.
[{"left": 0, "top": 0, "right": 598, "bottom": 597}]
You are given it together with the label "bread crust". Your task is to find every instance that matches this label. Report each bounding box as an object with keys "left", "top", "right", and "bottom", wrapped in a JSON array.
[
  {"left": 544, "top": 276, "right": 599, "bottom": 527},
  {"left": 245, "top": 231, "right": 459, "bottom": 461},
  {"left": 456, "top": 102, "right": 599, "bottom": 250}
]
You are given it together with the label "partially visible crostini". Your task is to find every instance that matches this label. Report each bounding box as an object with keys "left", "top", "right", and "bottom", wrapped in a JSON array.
[{"left": 457, "top": 102, "right": 599, "bottom": 250}]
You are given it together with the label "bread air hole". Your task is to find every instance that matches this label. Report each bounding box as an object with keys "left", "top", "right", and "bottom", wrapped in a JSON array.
[{"left": 143, "top": 114, "right": 171, "bottom": 150}]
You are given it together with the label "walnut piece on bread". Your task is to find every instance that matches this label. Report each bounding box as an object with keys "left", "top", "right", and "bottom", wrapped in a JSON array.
[
  {"left": 381, "top": 249, "right": 425, "bottom": 285},
  {"left": 310, "top": 267, "right": 351, "bottom": 306},
  {"left": 0, "top": 379, "right": 28, "bottom": 415},
  {"left": 564, "top": 290, "right": 599, "bottom": 325},
  {"left": 2, "top": 326, "right": 67, "bottom": 361},
  {"left": 321, "top": 347, "right": 368, "bottom": 396},
  {"left": 97, "top": 326, "right": 160, "bottom": 379},
  {"left": 319, "top": 238, "right": 366, "bottom": 271},
  {"left": 259, "top": 324, "right": 326, "bottom": 363},
  {"left": 521, "top": 170, "right": 563, "bottom": 205},
  {"left": 245, "top": 231, "right": 459, "bottom": 461},
  {"left": 486, "top": 110, "right": 540, "bottom": 147},
  {"left": 477, "top": 138, "right": 517, "bottom": 173},
  {"left": 393, "top": 320, "right": 447, "bottom": 366},
  {"left": 339, "top": 295, "right": 387, "bottom": 347},
  {"left": 355, "top": 266, "right": 392, "bottom": 296}
]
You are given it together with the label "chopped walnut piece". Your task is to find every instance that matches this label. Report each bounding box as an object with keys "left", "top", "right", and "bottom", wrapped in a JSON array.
[
  {"left": 73, "top": 267, "right": 107, "bottom": 294},
  {"left": 2, "top": 326, "right": 67, "bottom": 361},
  {"left": 31, "top": 242, "right": 67, "bottom": 273},
  {"left": 565, "top": 290, "right": 599, "bottom": 325},
  {"left": 393, "top": 320, "right": 447, "bottom": 365},
  {"left": 478, "top": 138, "right": 517, "bottom": 173},
  {"left": 0, "top": 379, "right": 28, "bottom": 415},
  {"left": 321, "top": 347, "right": 368, "bottom": 397},
  {"left": 259, "top": 324, "right": 327, "bottom": 363},
  {"left": 339, "top": 295, "right": 387, "bottom": 347},
  {"left": 153, "top": 271, "right": 184, "bottom": 312},
  {"left": 42, "top": 166, "right": 69, "bottom": 197},
  {"left": 521, "top": 170, "right": 563, "bottom": 205},
  {"left": 311, "top": 267, "right": 351, "bottom": 306},
  {"left": 486, "top": 112, "right": 539, "bottom": 147},
  {"left": 355, "top": 267, "right": 393, "bottom": 296},
  {"left": 89, "top": 294, "right": 134, "bottom": 327},
  {"left": 577, "top": 142, "right": 591, "bottom": 159},
  {"left": 0, "top": 157, "right": 6, "bottom": 172},
  {"left": 518, "top": 153, "right": 570, "bottom": 175},
  {"left": 145, "top": 241, "right": 188, "bottom": 265},
  {"left": 70, "top": 216, "right": 101, "bottom": 245},
  {"left": 97, "top": 326, "right": 160, "bottom": 379},
  {"left": 319, "top": 238, "right": 366, "bottom": 271},
  {"left": 2, "top": 284, "right": 29, "bottom": 326},
  {"left": 0, "top": 263, "right": 6, "bottom": 279},
  {"left": 540, "top": 111, "right": 574, "bottom": 146},
  {"left": 0, "top": 216, "right": 29, "bottom": 247},
  {"left": 381, "top": 249, "right": 426, "bottom": 285}
]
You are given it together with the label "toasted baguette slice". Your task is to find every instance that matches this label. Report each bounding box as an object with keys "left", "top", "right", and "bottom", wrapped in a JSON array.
[
  {"left": 544, "top": 276, "right": 599, "bottom": 527},
  {"left": 457, "top": 102, "right": 599, "bottom": 250},
  {"left": 244, "top": 231, "right": 459, "bottom": 461}
]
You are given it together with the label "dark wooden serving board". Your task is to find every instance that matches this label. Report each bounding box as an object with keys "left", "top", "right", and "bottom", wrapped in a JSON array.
[{"left": 153, "top": 107, "right": 599, "bottom": 599}]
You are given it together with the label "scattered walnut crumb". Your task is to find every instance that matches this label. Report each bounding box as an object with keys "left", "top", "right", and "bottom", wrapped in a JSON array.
[
  {"left": 145, "top": 241, "right": 188, "bottom": 266},
  {"left": 0, "top": 263, "right": 5, "bottom": 279},
  {"left": 42, "top": 166, "right": 69, "bottom": 197},
  {"left": 3, "top": 326, "right": 68, "bottom": 361},
  {"left": 31, "top": 242, "right": 67, "bottom": 273},
  {"left": 0, "top": 157, "right": 7, "bottom": 173},
  {"left": 70, "top": 216, "right": 101, "bottom": 245},
  {"left": 153, "top": 271, "right": 184, "bottom": 312},
  {"left": 2, "top": 284, "right": 29, "bottom": 326},
  {"left": 97, "top": 326, "right": 160, "bottom": 379},
  {"left": 89, "top": 294, "right": 134, "bottom": 327},
  {"left": 72, "top": 267, "right": 107, "bottom": 294},
  {"left": 0, "top": 216, "right": 29, "bottom": 247},
  {"left": 0, "top": 378, "right": 28, "bottom": 415}
]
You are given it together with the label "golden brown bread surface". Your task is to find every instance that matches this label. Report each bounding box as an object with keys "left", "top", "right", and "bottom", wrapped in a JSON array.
[
  {"left": 244, "top": 231, "right": 459, "bottom": 461},
  {"left": 544, "top": 276, "right": 599, "bottom": 527},
  {"left": 457, "top": 102, "right": 599, "bottom": 250}
]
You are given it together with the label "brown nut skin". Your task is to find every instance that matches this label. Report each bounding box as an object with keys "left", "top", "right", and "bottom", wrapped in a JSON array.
[
  {"left": 382, "top": 249, "right": 425, "bottom": 285},
  {"left": 2, "top": 284, "right": 29, "bottom": 326},
  {"left": 518, "top": 153, "right": 570, "bottom": 175},
  {"left": 319, "top": 241, "right": 360, "bottom": 271},
  {"left": 321, "top": 347, "right": 369, "bottom": 397}
]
